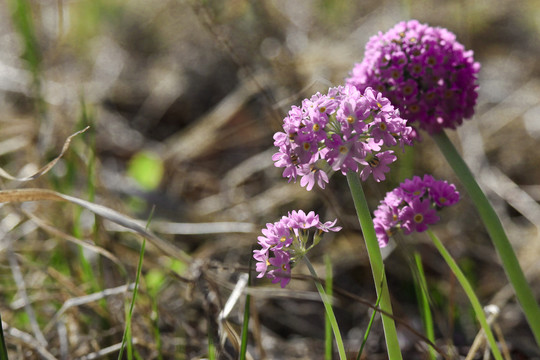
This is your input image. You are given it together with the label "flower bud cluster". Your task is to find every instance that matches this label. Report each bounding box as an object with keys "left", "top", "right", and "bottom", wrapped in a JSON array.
[
  {"left": 253, "top": 210, "right": 341, "bottom": 288},
  {"left": 346, "top": 20, "right": 480, "bottom": 134},
  {"left": 273, "top": 85, "right": 414, "bottom": 190},
  {"left": 373, "top": 175, "right": 459, "bottom": 247}
]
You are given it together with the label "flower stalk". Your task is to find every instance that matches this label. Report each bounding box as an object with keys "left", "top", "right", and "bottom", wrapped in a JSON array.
[
  {"left": 427, "top": 229, "right": 503, "bottom": 360},
  {"left": 346, "top": 171, "right": 403, "bottom": 359},
  {"left": 433, "top": 130, "right": 540, "bottom": 346}
]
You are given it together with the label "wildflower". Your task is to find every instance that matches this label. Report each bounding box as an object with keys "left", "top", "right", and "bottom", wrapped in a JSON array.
[
  {"left": 346, "top": 20, "right": 480, "bottom": 135},
  {"left": 373, "top": 175, "right": 459, "bottom": 246},
  {"left": 254, "top": 210, "right": 341, "bottom": 288},
  {"left": 273, "top": 85, "right": 414, "bottom": 190}
]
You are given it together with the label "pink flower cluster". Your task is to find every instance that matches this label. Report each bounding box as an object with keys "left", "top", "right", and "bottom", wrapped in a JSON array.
[
  {"left": 373, "top": 175, "right": 459, "bottom": 247},
  {"left": 273, "top": 85, "right": 414, "bottom": 190},
  {"left": 346, "top": 20, "right": 480, "bottom": 134},
  {"left": 253, "top": 210, "right": 341, "bottom": 288}
]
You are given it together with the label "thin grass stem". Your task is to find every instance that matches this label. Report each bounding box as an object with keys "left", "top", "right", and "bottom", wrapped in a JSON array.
[
  {"left": 303, "top": 257, "right": 347, "bottom": 360},
  {"left": 413, "top": 252, "right": 437, "bottom": 360},
  {"left": 239, "top": 252, "right": 253, "bottom": 360},
  {"left": 0, "top": 313, "right": 8, "bottom": 360},
  {"left": 324, "top": 255, "right": 333, "bottom": 360},
  {"left": 357, "top": 275, "right": 383, "bottom": 360},
  {"left": 433, "top": 131, "right": 540, "bottom": 346},
  {"left": 346, "top": 171, "right": 403, "bottom": 359},
  {"left": 427, "top": 229, "right": 503, "bottom": 360},
  {"left": 117, "top": 208, "right": 155, "bottom": 360}
]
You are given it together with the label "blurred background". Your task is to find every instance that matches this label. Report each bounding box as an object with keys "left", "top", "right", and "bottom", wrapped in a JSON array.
[{"left": 0, "top": 0, "right": 540, "bottom": 358}]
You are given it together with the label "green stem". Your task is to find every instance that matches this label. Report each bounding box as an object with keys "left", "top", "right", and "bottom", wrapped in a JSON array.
[
  {"left": 357, "top": 277, "right": 383, "bottom": 360},
  {"left": 0, "top": 313, "right": 8, "bottom": 360},
  {"left": 346, "top": 171, "right": 403, "bottom": 359},
  {"left": 239, "top": 254, "right": 253, "bottom": 360},
  {"left": 304, "top": 257, "right": 347, "bottom": 360},
  {"left": 433, "top": 131, "right": 540, "bottom": 346},
  {"left": 324, "top": 255, "right": 333, "bottom": 360},
  {"left": 413, "top": 252, "right": 437, "bottom": 360},
  {"left": 427, "top": 230, "right": 503, "bottom": 360}
]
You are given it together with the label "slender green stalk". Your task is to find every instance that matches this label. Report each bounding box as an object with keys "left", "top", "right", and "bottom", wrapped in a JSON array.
[
  {"left": 413, "top": 252, "right": 437, "bottom": 360},
  {"left": 346, "top": 171, "right": 403, "bottom": 359},
  {"left": 433, "top": 131, "right": 540, "bottom": 346},
  {"left": 239, "top": 254, "right": 253, "bottom": 360},
  {"left": 427, "top": 230, "right": 503, "bottom": 360},
  {"left": 117, "top": 237, "right": 145, "bottom": 360},
  {"left": 357, "top": 276, "right": 383, "bottom": 360},
  {"left": 0, "top": 313, "right": 8, "bottom": 360},
  {"left": 303, "top": 257, "right": 347, "bottom": 360},
  {"left": 208, "top": 331, "right": 216, "bottom": 360},
  {"left": 324, "top": 255, "right": 333, "bottom": 360},
  {"left": 118, "top": 208, "right": 154, "bottom": 360}
]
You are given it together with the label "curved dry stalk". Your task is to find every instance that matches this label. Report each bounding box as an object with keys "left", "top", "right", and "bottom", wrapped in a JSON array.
[
  {"left": 0, "top": 188, "right": 191, "bottom": 263},
  {"left": 23, "top": 209, "right": 127, "bottom": 275},
  {"left": 0, "top": 126, "right": 89, "bottom": 182}
]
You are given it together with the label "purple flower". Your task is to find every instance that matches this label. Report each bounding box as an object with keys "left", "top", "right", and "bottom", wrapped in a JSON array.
[
  {"left": 372, "top": 175, "right": 460, "bottom": 246},
  {"left": 346, "top": 20, "right": 480, "bottom": 135},
  {"left": 267, "top": 251, "right": 291, "bottom": 288},
  {"left": 359, "top": 150, "right": 397, "bottom": 182},
  {"left": 273, "top": 85, "right": 414, "bottom": 190},
  {"left": 400, "top": 198, "right": 440, "bottom": 234},
  {"left": 429, "top": 179, "right": 460, "bottom": 207},
  {"left": 253, "top": 210, "right": 341, "bottom": 288}
]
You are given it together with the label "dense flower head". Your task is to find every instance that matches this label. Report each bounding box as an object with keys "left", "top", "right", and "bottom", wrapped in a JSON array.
[
  {"left": 254, "top": 210, "right": 341, "bottom": 288},
  {"left": 373, "top": 174, "right": 459, "bottom": 247},
  {"left": 346, "top": 20, "right": 480, "bottom": 135},
  {"left": 273, "top": 85, "right": 414, "bottom": 190}
]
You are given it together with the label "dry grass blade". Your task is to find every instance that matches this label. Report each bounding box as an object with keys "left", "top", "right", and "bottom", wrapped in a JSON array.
[
  {"left": 75, "top": 340, "right": 139, "bottom": 360},
  {"left": 0, "top": 188, "right": 191, "bottom": 263},
  {"left": 43, "top": 283, "right": 135, "bottom": 334},
  {"left": 1, "top": 321, "right": 58, "bottom": 360},
  {"left": 23, "top": 209, "right": 127, "bottom": 275},
  {"left": 0, "top": 126, "right": 89, "bottom": 181}
]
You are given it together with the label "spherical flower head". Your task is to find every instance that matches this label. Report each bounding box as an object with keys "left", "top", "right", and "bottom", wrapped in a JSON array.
[
  {"left": 372, "top": 175, "right": 460, "bottom": 246},
  {"left": 346, "top": 20, "right": 481, "bottom": 135},
  {"left": 273, "top": 85, "right": 414, "bottom": 190},
  {"left": 254, "top": 210, "right": 341, "bottom": 288}
]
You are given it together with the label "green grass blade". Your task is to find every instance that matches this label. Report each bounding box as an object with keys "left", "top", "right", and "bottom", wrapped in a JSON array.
[
  {"left": 117, "top": 207, "right": 155, "bottom": 360},
  {"left": 413, "top": 252, "right": 436, "bottom": 360},
  {"left": 433, "top": 130, "right": 540, "bottom": 346},
  {"left": 304, "top": 256, "right": 347, "bottom": 360},
  {"left": 7, "top": 0, "right": 41, "bottom": 77},
  {"left": 324, "top": 255, "right": 333, "bottom": 360},
  {"left": 208, "top": 330, "right": 216, "bottom": 360},
  {"left": 239, "top": 252, "right": 253, "bottom": 360},
  {"left": 427, "top": 229, "right": 503, "bottom": 360},
  {"left": 0, "top": 313, "right": 9, "bottom": 360},
  {"left": 357, "top": 276, "right": 383, "bottom": 360}
]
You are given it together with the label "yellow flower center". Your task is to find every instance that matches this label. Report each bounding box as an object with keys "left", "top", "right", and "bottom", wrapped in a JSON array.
[{"left": 414, "top": 214, "right": 424, "bottom": 223}]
